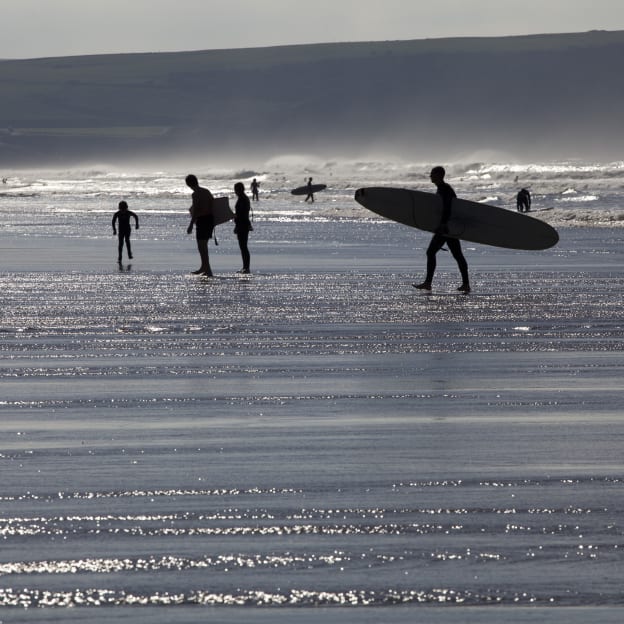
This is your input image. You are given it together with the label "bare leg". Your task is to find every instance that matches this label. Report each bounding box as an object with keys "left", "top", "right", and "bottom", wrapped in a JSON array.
[{"left": 197, "top": 239, "right": 212, "bottom": 276}]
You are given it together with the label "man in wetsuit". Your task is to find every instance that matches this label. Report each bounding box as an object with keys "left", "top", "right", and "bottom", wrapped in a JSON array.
[
  {"left": 112, "top": 200, "right": 139, "bottom": 263},
  {"left": 185, "top": 174, "right": 214, "bottom": 276},
  {"left": 413, "top": 166, "right": 470, "bottom": 293}
]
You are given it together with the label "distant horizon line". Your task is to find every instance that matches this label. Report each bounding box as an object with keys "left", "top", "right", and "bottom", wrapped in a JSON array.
[{"left": 0, "top": 28, "right": 619, "bottom": 63}]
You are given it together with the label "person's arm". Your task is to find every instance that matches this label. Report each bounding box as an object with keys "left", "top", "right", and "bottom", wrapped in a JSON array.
[
  {"left": 112, "top": 212, "right": 118, "bottom": 234},
  {"left": 187, "top": 194, "right": 197, "bottom": 234},
  {"left": 131, "top": 211, "right": 139, "bottom": 229}
]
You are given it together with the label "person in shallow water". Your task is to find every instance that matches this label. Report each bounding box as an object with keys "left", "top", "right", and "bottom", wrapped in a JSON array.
[
  {"left": 305, "top": 177, "right": 315, "bottom": 202},
  {"left": 413, "top": 166, "right": 470, "bottom": 293},
  {"left": 250, "top": 178, "right": 260, "bottom": 201},
  {"left": 516, "top": 188, "right": 531, "bottom": 212},
  {"left": 185, "top": 174, "right": 215, "bottom": 276},
  {"left": 111, "top": 200, "right": 139, "bottom": 263},
  {"left": 233, "top": 182, "right": 253, "bottom": 274}
]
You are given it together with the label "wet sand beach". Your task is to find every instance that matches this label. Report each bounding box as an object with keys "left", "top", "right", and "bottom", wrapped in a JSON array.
[{"left": 1, "top": 219, "right": 622, "bottom": 622}]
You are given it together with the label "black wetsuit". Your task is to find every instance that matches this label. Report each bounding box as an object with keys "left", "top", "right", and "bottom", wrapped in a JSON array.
[
  {"left": 425, "top": 182, "right": 469, "bottom": 285},
  {"left": 235, "top": 193, "right": 252, "bottom": 272},
  {"left": 112, "top": 209, "right": 139, "bottom": 261},
  {"left": 305, "top": 181, "right": 314, "bottom": 202}
]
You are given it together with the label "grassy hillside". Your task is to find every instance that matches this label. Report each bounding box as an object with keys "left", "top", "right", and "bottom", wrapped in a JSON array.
[{"left": 0, "top": 30, "right": 623, "bottom": 164}]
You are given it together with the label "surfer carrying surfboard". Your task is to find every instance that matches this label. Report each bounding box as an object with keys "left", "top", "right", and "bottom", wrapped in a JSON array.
[
  {"left": 305, "top": 177, "right": 315, "bottom": 202},
  {"left": 414, "top": 166, "right": 471, "bottom": 293}
]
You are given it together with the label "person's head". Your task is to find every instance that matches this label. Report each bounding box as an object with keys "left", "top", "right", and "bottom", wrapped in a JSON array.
[
  {"left": 430, "top": 166, "right": 446, "bottom": 185},
  {"left": 118, "top": 200, "right": 128, "bottom": 211},
  {"left": 234, "top": 182, "right": 245, "bottom": 195},
  {"left": 185, "top": 174, "right": 199, "bottom": 189}
]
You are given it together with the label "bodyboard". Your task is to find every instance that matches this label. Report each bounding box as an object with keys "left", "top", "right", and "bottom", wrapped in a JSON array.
[{"left": 213, "top": 197, "right": 235, "bottom": 225}]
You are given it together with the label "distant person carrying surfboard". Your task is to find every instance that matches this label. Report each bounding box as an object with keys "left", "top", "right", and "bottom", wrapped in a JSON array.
[
  {"left": 414, "top": 166, "right": 470, "bottom": 293},
  {"left": 186, "top": 174, "right": 214, "bottom": 276},
  {"left": 305, "top": 177, "right": 315, "bottom": 202},
  {"left": 291, "top": 180, "right": 327, "bottom": 197}
]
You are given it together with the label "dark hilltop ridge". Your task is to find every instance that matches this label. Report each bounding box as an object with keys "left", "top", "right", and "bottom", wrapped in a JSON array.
[{"left": 1, "top": 30, "right": 623, "bottom": 166}]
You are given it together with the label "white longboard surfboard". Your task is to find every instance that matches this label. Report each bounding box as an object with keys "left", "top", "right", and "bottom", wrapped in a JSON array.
[{"left": 354, "top": 187, "right": 559, "bottom": 250}]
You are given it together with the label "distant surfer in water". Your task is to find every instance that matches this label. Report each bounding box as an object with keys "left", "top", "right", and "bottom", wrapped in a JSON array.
[
  {"left": 112, "top": 200, "right": 139, "bottom": 263},
  {"left": 251, "top": 178, "right": 260, "bottom": 201},
  {"left": 305, "top": 177, "right": 315, "bottom": 202},
  {"left": 234, "top": 182, "right": 252, "bottom": 273},
  {"left": 516, "top": 188, "right": 531, "bottom": 212},
  {"left": 414, "top": 166, "right": 470, "bottom": 293},
  {"left": 185, "top": 174, "right": 214, "bottom": 276}
]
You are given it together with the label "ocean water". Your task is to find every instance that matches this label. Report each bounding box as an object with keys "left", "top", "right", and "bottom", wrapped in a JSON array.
[{"left": 0, "top": 158, "right": 623, "bottom": 623}]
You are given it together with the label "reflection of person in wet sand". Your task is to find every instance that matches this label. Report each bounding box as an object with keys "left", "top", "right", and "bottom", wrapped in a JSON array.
[
  {"left": 516, "top": 188, "right": 531, "bottom": 212},
  {"left": 185, "top": 174, "right": 214, "bottom": 276},
  {"left": 112, "top": 200, "right": 139, "bottom": 263},
  {"left": 251, "top": 178, "right": 260, "bottom": 201},
  {"left": 234, "top": 182, "right": 253, "bottom": 274},
  {"left": 305, "top": 177, "right": 315, "bottom": 202},
  {"left": 413, "top": 166, "right": 470, "bottom": 293}
]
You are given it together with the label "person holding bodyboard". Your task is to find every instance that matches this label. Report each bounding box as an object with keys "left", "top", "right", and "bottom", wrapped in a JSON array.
[{"left": 185, "top": 174, "right": 215, "bottom": 276}]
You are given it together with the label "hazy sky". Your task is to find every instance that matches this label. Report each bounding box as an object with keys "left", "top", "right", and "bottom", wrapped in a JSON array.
[{"left": 2, "top": 0, "right": 624, "bottom": 59}]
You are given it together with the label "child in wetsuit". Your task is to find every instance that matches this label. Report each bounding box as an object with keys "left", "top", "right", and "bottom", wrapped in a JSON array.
[{"left": 112, "top": 200, "right": 139, "bottom": 262}]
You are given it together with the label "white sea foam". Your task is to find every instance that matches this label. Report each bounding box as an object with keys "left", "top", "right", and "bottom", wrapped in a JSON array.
[{"left": 2, "top": 158, "right": 622, "bottom": 230}]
